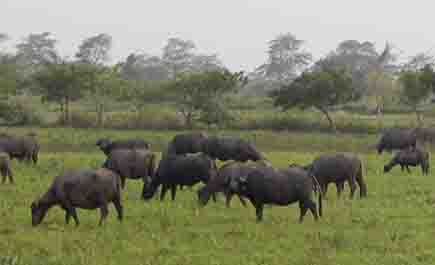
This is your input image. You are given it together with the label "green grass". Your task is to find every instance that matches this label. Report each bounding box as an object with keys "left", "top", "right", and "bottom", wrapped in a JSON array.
[{"left": 2, "top": 147, "right": 435, "bottom": 265}]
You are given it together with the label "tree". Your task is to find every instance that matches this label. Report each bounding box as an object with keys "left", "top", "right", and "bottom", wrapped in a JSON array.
[
  {"left": 256, "top": 33, "right": 312, "bottom": 82},
  {"left": 81, "top": 64, "right": 126, "bottom": 126},
  {"left": 190, "top": 54, "right": 223, "bottom": 73},
  {"left": 75, "top": 33, "right": 112, "bottom": 65},
  {"left": 16, "top": 32, "right": 59, "bottom": 70},
  {"left": 162, "top": 38, "right": 196, "bottom": 79},
  {"left": 0, "top": 54, "right": 19, "bottom": 99},
  {"left": 34, "top": 61, "right": 86, "bottom": 124},
  {"left": 399, "top": 65, "right": 435, "bottom": 126},
  {"left": 75, "top": 33, "right": 115, "bottom": 126},
  {"left": 271, "top": 68, "right": 355, "bottom": 131},
  {"left": 120, "top": 53, "right": 168, "bottom": 81},
  {"left": 168, "top": 70, "right": 244, "bottom": 127}
]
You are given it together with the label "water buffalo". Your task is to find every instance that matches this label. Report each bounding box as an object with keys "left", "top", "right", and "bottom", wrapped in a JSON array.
[
  {"left": 0, "top": 152, "right": 13, "bottom": 184},
  {"left": 227, "top": 165, "right": 322, "bottom": 223},
  {"left": 167, "top": 132, "right": 208, "bottom": 155},
  {"left": 376, "top": 128, "right": 417, "bottom": 154},
  {"left": 0, "top": 133, "right": 39, "bottom": 164},
  {"left": 384, "top": 147, "right": 430, "bottom": 175},
  {"left": 167, "top": 133, "right": 268, "bottom": 164},
  {"left": 30, "top": 168, "right": 123, "bottom": 227},
  {"left": 202, "top": 136, "right": 268, "bottom": 163},
  {"left": 102, "top": 149, "right": 156, "bottom": 189},
  {"left": 197, "top": 161, "right": 259, "bottom": 207},
  {"left": 306, "top": 153, "right": 367, "bottom": 199},
  {"left": 96, "top": 138, "right": 151, "bottom": 156},
  {"left": 142, "top": 153, "right": 217, "bottom": 201}
]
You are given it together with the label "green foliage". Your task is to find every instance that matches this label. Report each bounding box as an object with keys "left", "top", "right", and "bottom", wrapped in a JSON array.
[
  {"left": 272, "top": 68, "right": 355, "bottom": 130},
  {"left": 34, "top": 62, "right": 87, "bottom": 124},
  {"left": 0, "top": 100, "right": 42, "bottom": 125},
  {"left": 399, "top": 65, "right": 435, "bottom": 124},
  {"left": 168, "top": 70, "right": 244, "bottom": 127},
  {"left": 75, "top": 33, "right": 112, "bottom": 65},
  {"left": 0, "top": 55, "right": 20, "bottom": 98}
]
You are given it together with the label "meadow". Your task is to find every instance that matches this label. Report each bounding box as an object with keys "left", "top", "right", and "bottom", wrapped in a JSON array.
[{"left": 1, "top": 127, "right": 435, "bottom": 265}]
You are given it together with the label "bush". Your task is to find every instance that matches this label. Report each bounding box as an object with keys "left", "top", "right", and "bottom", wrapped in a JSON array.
[{"left": 0, "top": 100, "right": 43, "bottom": 125}]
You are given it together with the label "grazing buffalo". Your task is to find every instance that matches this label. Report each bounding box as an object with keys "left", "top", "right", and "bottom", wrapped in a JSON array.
[
  {"left": 167, "top": 133, "right": 268, "bottom": 164},
  {"left": 96, "top": 138, "right": 151, "bottom": 156},
  {"left": 0, "top": 133, "right": 39, "bottom": 164},
  {"left": 384, "top": 147, "right": 430, "bottom": 175},
  {"left": 197, "top": 161, "right": 259, "bottom": 207},
  {"left": 102, "top": 149, "right": 156, "bottom": 189},
  {"left": 167, "top": 132, "right": 208, "bottom": 155},
  {"left": 0, "top": 152, "right": 13, "bottom": 184},
  {"left": 376, "top": 128, "right": 417, "bottom": 154},
  {"left": 30, "top": 168, "right": 123, "bottom": 227},
  {"left": 227, "top": 165, "right": 322, "bottom": 223},
  {"left": 306, "top": 153, "right": 367, "bottom": 199},
  {"left": 202, "top": 136, "right": 268, "bottom": 163},
  {"left": 142, "top": 153, "right": 217, "bottom": 201}
]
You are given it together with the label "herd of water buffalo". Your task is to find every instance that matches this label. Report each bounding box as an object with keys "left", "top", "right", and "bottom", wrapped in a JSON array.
[{"left": 0, "top": 128, "right": 430, "bottom": 227}]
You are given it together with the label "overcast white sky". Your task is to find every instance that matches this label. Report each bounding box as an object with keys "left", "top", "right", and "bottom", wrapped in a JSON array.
[{"left": 2, "top": 0, "right": 434, "bottom": 71}]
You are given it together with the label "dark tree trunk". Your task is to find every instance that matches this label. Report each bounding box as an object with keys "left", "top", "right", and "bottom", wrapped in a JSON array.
[{"left": 318, "top": 106, "right": 336, "bottom": 132}]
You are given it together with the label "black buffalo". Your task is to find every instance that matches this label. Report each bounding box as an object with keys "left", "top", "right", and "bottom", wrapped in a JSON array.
[
  {"left": 227, "top": 165, "right": 322, "bottom": 223},
  {"left": 102, "top": 149, "right": 156, "bottom": 189},
  {"left": 306, "top": 153, "right": 367, "bottom": 199},
  {"left": 142, "top": 153, "right": 218, "bottom": 201},
  {"left": 96, "top": 138, "right": 151, "bottom": 156},
  {"left": 31, "top": 168, "right": 123, "bottom": 227},
  {"left": 376, "top": 128, "right": 417, "bottom": 154},
  {"left": 384, "top": 146, "right": 430, "bottom": 175},
  {"left": 0, "top": 133, "right": 39, "bottom": 164},
  {"left": 197, "top": 161, "right": 259, "bottom": 207}
]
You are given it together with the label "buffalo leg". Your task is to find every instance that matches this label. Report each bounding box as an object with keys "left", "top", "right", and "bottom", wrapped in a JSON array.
[
  {"left": 298, "top": 201, "right": 309, "bottom": 223},
  {"left": 70, "top": 208, "right": 79, "bottom": 226},
  {"left": 255, "top": 204, "right": 264, "bottom": 222},
  {"left": 121, "top": 177, "right": 126, "bottom": 189},
  {"left": 99, "top": 204, "right": 109, "bottom": 226},
  {"left": 406, "top": 166, "right": 411, "bottom": 173},
  {"left": 112, "top": 197, "right": 123, "bottom": 222},
  {"left": 7, "top": 168, "right": 13, "bottom": 184},
  {"left": 65, "top": 211, "right": 71, "bottom": 224},
  {"left": 307, "top": 199, "right": 318, "bottom": 221},
  {"left": 160, "top": 184, "right": 169, "bottom": 201},
  {"left": 400, "top": 165, "right": 405, "bottom": 172},
  {"left": 1, "top": 172, "right": 5, "bottom": 184},
  {"left": 348, "top": 177, "right": 357, "bottom": 199},
  {"left": 170, "top": 185, "right": 177, "bottom": 201},
  {"left": 336, "top": 182, "right": 344, "bottom": 199},
  {"left": 238, "top": 195, "right": 247, "bottom": 207},
  {"left": 225, "top": 193, "right": 233, "bottom": 208}
]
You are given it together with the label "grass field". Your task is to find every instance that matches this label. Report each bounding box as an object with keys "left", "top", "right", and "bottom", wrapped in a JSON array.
[{"left": 1, "top": 128, "right": 435, "bottom": 265}]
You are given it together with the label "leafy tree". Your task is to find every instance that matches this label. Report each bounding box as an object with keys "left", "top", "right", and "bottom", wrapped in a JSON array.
[
  {"left": 16, "top": 32, "right": 59, "bottom": 70},
  {"left": 75, "top": 33, "right": 116, "bottom": 126},
  {"left": 399, "top": 65, "right": 435, "bottom": 125},
  {"left": 82, "top": 64, "right": 126, "bottom": 126},
  {"left": 75, "top": 33, "right": 112, "bottom": 65},
  {"left": 0, "top": 54, "right": 19, "bottom": 99},
  {"left": 34, "top": 61, "right": 86, "bottom": 124},
  {"left": 162, "top": 38, "right": 196, "bottom": 79},
  {"left": 168, "top": 70, "right": 244, "bottom": 127},
  {"left": 256, "top": 33, "right": 312, "bottom": 82},
  {"left": 271, "top": 68, "right": 355, "bottom": 131},
  {"left": 120, "top": 53, "right": 168, "bottom": 81},
  {"left": 190, "top": 54, "right": 223, "bottom": 73}
]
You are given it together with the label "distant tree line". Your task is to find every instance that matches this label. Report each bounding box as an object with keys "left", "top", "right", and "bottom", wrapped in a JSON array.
[{"left": 1, "top": 31, "right": 435, "bottom": 130}]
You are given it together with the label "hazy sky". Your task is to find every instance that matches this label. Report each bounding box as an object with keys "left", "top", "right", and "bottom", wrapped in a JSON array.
[{"left": 2, "top": 0, "right": 434, "bottom": 71}]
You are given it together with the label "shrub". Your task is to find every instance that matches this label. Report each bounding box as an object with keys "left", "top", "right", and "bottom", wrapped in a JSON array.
[{"left": 0, "top": 100, "right": 43, "bottom": 125}]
